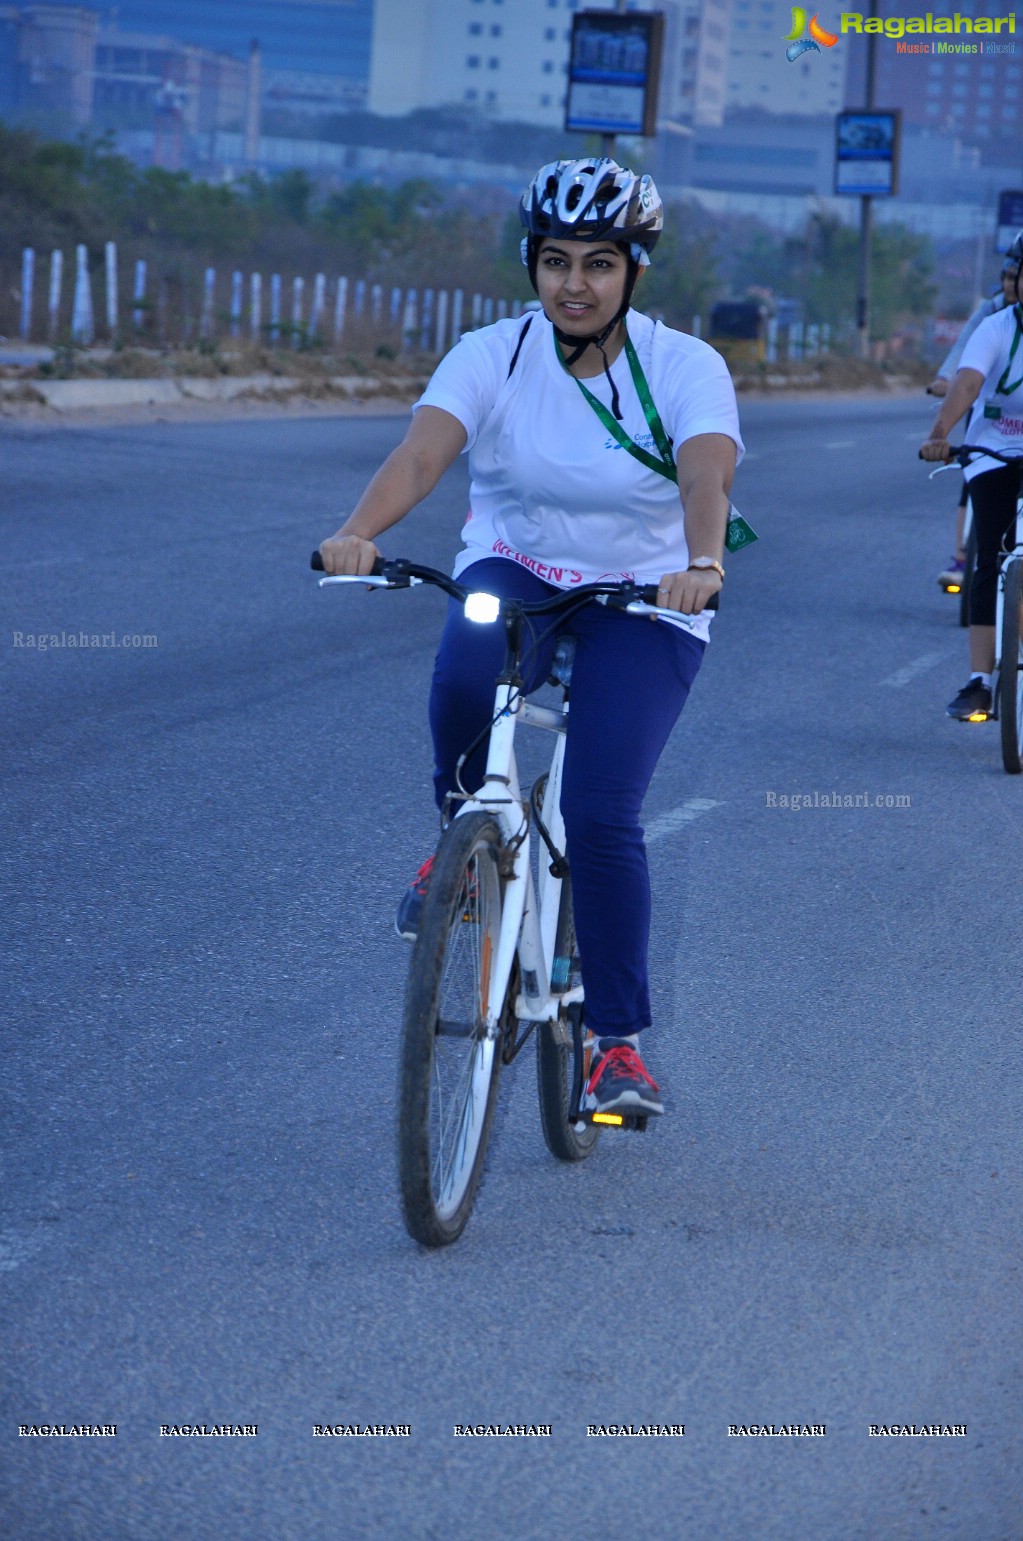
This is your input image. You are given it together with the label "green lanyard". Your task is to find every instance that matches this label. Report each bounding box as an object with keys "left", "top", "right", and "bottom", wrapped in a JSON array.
[
  {"left": 995, "top": 306, "right": 1023, "bottom": 397},
  {"left": 555, "top": 329, "right": 678, "bottom": 483}
]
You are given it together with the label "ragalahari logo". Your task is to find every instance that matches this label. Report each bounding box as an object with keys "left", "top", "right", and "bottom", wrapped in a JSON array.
[{"left": 784, "top": 8, "right": 839, "bottom": 61}]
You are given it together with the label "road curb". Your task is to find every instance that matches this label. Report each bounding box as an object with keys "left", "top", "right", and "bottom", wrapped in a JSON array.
[{"left": 0, "top": 374, "right": 421, "bottom": 412}]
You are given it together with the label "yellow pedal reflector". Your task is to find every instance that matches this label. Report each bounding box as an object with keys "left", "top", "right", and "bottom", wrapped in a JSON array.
[
  {"left": 967, "top": 712, "right": 989, "bottom": 722},
  {"left": 947, "top": 584, "right": 961, "bottom": 594},
  {"left": 592, "top": 1112, "right": 624, "bottom": 1126}
]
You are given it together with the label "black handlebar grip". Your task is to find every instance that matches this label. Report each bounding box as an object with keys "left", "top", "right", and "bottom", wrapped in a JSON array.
[
  {"left": 638, "top": 583, "right": 719, "bottom": 611},
  {"left": 311, "top": 551, "right": 388, "bottom": 575}
]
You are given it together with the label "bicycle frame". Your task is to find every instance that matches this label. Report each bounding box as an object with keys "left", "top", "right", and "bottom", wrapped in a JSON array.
[{"left": 463, "top": 666, "right": 579, "bottom": 1041}]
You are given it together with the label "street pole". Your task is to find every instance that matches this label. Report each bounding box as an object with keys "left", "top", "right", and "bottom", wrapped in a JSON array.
[{"left": 856, "top": 0, "right": 879, "bottom": 359}]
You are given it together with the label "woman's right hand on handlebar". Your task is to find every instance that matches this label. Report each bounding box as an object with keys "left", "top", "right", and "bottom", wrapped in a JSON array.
[
  {"left": 919, "top": 436, "right": 953, "bottom": 463},
  {"left": 318, "top": 532, "right": 380, "bottom": 575}
]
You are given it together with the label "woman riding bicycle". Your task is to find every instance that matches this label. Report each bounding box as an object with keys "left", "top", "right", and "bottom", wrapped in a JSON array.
[
  {"left": 319, "top": 158, "right": 744, "bottom": 1117},
  {"left": 921, "top": 230, "right": 1023, "bottom": 720}
]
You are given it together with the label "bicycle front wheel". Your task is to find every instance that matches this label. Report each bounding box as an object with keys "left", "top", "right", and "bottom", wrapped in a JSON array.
[
  {"left": 999, "top": 558, "right": 1023, "bottom": 774},
  {"left": 536, "top": 882, "right": 600, "bottom": 1162},
  {"left": 398, "top": 813, "right": 506, "bottom": 1247}
]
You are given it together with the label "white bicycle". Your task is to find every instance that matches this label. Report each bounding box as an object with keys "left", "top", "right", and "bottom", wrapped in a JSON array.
[
  {"left": 312, "top": 553, "right": 716, "bottom": 1247},
  {"left": 929, "top": 445, "right": 1023, "bottom": 772}
]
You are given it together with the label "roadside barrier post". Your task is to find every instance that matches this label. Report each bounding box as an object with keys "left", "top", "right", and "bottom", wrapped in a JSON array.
[
  {"left": 371, "top": 283, "right": 382, "bottom": 324},
  {"left": 310, "top": 273, "right": 326, "bottom": 340},
  {"left": 132, "top": 259, "right": 147, "bottom": 331},
  {"left": 334, "top": 277, "right": 348, "bottom": 344},
  {"left": 201, "top": 267, "right": 216, "bottom": 340},
  {"left": 435, "top": 290, "right": 449, "bottom": 355},
  {"left": 291, "top": 275, "right": 304, "bottom": 348},
  {"left": 451, "top": 289, "right": 464, "bottom": 345},
  {"left": 20, "top": 248, "right": 34, "bottom": 340},
  {"left": 250, "top": 272, "right": 262, "bottom": 342},
  {"left": 230, "top": 271, "right": 243, "bottom": 338},
  {"left": 71, "top": 245, "right": 94, "bottom": 346},
  {"left": 270, "top": 273, "right": 282, "bottom": 343},
  {"left": 420, "top": 288, "right": 434, "bottom": 351},
  {"left": 104, "top": 242, "right": 118, "bottom": 337},
  {"left": 48, "top": 250, "right": 63, "bottom": 341},
  {"left": 354, "top": 279, "right": 366, "bottom": 319},
  {"left": 402, "top": 288, "right": 417, "bottom": 352}
]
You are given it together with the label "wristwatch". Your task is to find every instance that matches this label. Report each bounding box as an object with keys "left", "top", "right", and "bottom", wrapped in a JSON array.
[{"left": 688, "top": 556, "right": 725, "bottom": 582}]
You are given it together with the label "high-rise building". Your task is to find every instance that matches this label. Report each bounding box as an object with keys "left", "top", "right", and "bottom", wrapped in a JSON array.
[
  {"left": 660, "top": 0, "right": 731, "bottom": 128},
  {"left": 370, "top": 0, "right": 729, "bottom": 130},
  {"left": 13, "top": 2, "right": 98, "bottom": 124},
  {"left": 725, "top": 0, "right": 846, "bottom": 115},
  {"left": 4, "top": 0, "right": 374, "bottom": 115},
  {"left": 369, "top": 0, "right": 578, "bottom": 124}
]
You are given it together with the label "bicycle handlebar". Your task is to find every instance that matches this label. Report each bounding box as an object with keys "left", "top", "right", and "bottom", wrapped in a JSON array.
[
  {"left": 310, "top": 551, "right": 719, "bottom": 613},
  {"left": 920, "top": 443, "right": 1023, "bottom": 468}
]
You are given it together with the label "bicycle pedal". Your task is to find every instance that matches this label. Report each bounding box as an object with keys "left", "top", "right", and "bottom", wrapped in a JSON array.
[{"left": 575, "top": 1110, "right": 650, "bottom": 1131}]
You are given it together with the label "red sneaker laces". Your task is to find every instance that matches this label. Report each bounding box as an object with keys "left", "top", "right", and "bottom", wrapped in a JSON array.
[
  {"left": 410, "top": 856, "right": 434, "bottom": 894},
  {"left": 587, "top": 1043, "right": 659, "bottom": 1093}
]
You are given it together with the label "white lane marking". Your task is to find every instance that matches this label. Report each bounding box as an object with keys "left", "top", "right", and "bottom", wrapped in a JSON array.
[
  {"left": 882, "top": 650, "right": 951, "bottom": 688},
  {"left": 824, "top": 440, "right": 856, "bottom": 449},
  {"left": 646, "top": 798, "right": 722, "bottom": 843}
]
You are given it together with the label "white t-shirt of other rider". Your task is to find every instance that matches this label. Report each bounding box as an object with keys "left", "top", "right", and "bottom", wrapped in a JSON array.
[
  {"left": 959, "top": 304, "right": 1023, "bottom": 480},
  {"left": 413, "top": 309, "right": 744, "bottom": 644}
]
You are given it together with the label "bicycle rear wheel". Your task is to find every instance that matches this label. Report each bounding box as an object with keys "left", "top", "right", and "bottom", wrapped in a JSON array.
[
  {"left": 998, "top": 557, "right": 1023, "bottom": 774},
  {"left": 398, "top": 813, "right": 506, "bottom": 1247},
  {"left": 536, "top": 881, "right": 600, "bottom": 1162}
]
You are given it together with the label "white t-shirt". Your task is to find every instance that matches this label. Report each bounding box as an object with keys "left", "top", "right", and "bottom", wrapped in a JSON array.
[
  {"left": 414, "top": 309, "right": 744, "bottom": 643},
  {"left": 958, "top": 305, "right": 1023, "bottom": 480}
]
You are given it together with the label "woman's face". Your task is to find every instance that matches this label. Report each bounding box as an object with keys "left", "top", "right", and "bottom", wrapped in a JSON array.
[
  {"left": 1003, "top": 264, "right": 1020, "bottom": 304},
  {"left": 535, "top": 237, "right": 631, "bottom": 337}
]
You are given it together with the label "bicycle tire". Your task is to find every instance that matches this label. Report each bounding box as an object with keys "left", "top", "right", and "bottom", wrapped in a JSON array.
[
  {"left": 536, "top": 881, "right": 600, "bottom": 1162},
  {"left": 998, "top": 557, "right": 1023, "bottom": 774},
  {"left": 398, "top": 813, "right": 507, "bottom": 1246},
  {"left": 959, "top": 524, "right": 976, "bottom": 629}
]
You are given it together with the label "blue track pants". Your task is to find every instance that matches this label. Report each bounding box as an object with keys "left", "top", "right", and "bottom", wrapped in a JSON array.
[{"left": 428, "top": 558, "right": 705, "bottom": 1038}]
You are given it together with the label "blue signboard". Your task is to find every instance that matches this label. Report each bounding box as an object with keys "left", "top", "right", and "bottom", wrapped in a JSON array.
[
  {"left": 834, "top": 111, "right": 901, "bottom": 198},
  {"left": 565, "top": 10, "right": 664, "bottom": 138}
]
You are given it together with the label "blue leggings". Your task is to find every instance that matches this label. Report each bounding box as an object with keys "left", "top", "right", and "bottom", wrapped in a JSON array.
[{"left": 429, "top": 558, "right": 705, "bottom": 1038}]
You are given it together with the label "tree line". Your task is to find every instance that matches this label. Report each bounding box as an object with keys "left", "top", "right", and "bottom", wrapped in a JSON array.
[{"left": 0, "top": 121, "right": 938, "bottom": 347}]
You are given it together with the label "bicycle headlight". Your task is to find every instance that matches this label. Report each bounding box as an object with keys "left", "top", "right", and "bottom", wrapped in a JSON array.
[{"left": 465, "top": 592, "right": 501, "bottom": 625}]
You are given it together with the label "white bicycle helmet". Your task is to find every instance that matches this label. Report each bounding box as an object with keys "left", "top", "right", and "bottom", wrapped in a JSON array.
[{"left": 519, "top": 157, "right": 663, "bottom": 258}]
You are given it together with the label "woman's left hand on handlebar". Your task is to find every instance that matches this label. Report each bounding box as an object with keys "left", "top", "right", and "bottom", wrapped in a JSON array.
[
  {"left": 319, "top": 532, "right": 380, "bottom": 575},
  {"left": 656, "top": 566, "right": 723, "bottom": 615}
]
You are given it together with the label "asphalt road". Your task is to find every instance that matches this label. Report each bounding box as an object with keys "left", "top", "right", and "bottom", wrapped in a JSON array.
[{"left": 2, "top": 395, "right": 1020, "bottom": 1540}]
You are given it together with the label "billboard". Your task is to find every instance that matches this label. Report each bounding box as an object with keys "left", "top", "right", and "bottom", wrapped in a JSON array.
[
  {"left": 564, "top": 9, "right": 664, "bottom": 138},
  {"left": 834, "top": 110, "right": 901, "bottom": 197}
]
